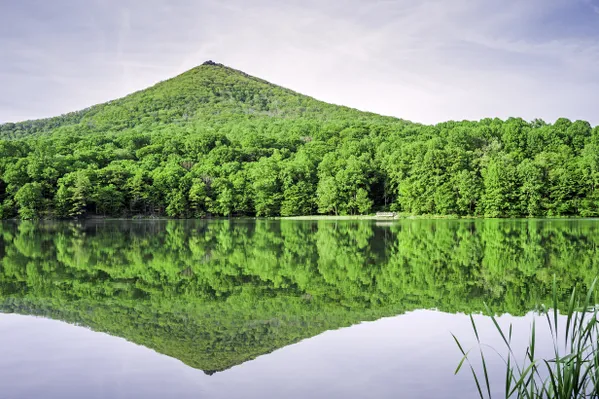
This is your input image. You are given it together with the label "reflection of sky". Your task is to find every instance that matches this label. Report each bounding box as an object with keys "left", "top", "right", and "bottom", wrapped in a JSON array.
[{"left": 0, "top": 310, "right": 558, "bottom": 399}]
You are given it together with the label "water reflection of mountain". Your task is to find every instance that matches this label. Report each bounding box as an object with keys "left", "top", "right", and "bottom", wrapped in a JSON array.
[{"left": 0, "top": 219, "right": 597, "bottom": 373}]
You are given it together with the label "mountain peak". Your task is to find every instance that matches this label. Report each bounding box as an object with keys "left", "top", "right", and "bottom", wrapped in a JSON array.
[
  {"left": 201, "top": 60, "right": 221, "bottom": 67},
  {"left": 0, "top": 59, "right": 388, "bottom": 138}
]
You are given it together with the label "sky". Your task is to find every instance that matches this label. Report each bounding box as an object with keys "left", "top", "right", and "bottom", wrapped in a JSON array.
[{"left": 1, "top": 0, "right": 599, "bottom": 125}]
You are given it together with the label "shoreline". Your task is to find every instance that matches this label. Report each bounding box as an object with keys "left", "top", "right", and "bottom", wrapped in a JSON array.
[{"left": 4, "top": 214, "right": 599, "bottom": 222}]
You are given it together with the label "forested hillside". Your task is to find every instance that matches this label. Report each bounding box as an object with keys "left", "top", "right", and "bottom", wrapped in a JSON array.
[{"left": 0, "top": 61, "right": 598, "bottom": 219}]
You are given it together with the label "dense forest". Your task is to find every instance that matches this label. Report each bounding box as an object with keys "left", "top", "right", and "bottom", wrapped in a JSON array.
[
  {"left": 1, "top": 61, "right": 598, "bottom": 219},
  {"left": 1, "top": 219, "right": 597, "bottom": 371}
]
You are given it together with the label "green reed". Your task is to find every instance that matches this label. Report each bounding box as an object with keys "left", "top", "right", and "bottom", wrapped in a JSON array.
[{"left": 454, "top": 278, "right": 599, "bottom": 398}]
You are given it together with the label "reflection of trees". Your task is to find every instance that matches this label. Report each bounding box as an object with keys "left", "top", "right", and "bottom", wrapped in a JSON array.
[{"left": 0, "top": 219, "right": 598, "bottom": 372}]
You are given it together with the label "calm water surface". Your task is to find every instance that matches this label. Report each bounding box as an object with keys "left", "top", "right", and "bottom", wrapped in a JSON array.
[{"left": 0, "top": 219, "right": 597, "bottom": 398}]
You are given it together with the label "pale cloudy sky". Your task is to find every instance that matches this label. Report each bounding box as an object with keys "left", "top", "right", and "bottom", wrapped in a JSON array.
[{"left": 1, "top": 0, "right": 599, "bottom": 125}]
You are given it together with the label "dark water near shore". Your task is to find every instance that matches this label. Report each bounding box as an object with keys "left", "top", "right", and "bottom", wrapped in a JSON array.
[{"left": 0, "top": 219, "right": 597, "bottom": 398}]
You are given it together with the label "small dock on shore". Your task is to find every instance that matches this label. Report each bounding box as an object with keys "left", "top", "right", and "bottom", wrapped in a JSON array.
[{"left": 375, "top": 212, "right": 396, "bottom": 218}]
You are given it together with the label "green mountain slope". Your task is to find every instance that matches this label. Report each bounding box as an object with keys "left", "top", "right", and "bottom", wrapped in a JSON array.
[
  {"left": 0, "top": 61, "right": 400, "bottom": 139},
  {"left": 0, "top": 62, "right": 598, "bottom": 219}
]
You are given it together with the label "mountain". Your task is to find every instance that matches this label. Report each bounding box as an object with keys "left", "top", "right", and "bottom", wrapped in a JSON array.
[
  {"left": 0, "top": 62, "right": 598, "bottom": 219},
  {"left": 0, "top": 61, "right": 402, "bottom": 139}
]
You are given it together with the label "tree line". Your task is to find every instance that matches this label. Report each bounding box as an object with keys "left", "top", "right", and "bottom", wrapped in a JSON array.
[
  {"left": 0, "top": 117, "right": 597, "bottom": 219},
  {"left": 0, "top": 64, "right": 597, "bottom": 219}
]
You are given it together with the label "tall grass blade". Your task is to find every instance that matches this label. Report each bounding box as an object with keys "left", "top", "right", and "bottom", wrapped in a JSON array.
[{"left": 454, "top": 276, "right": 599, "bottom": 399}]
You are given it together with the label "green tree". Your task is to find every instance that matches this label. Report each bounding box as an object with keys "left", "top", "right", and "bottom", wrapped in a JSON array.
[
  {"left": 14, "top": 182, "right": 44, "bottom": 219},
  {"left": 517, "top": 159, "right": 544, "bottom": 217},
  {"left": 93, "top": 184, "right": 124, "bottom": 216},
  {"left": 55, "top": 171, "right": 93, "bottom": 217},
  {"left": 481, "top": 155, "right": 519, "bottom": 217}
]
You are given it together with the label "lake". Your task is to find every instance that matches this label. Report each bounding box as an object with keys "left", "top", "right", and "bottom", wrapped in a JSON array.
[{"left": 0, "top": 219, "right": 596, "bottom": 398}]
